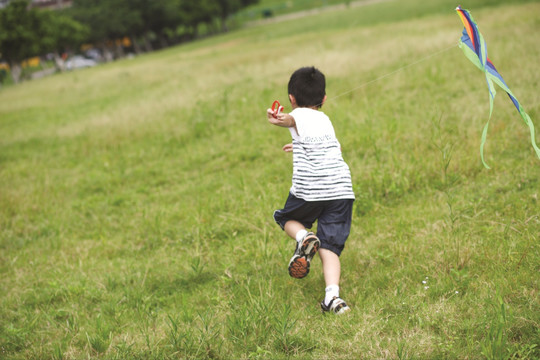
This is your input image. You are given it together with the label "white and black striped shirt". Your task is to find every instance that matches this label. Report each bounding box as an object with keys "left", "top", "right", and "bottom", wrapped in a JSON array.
[{"left": 288, "top": 108, "right": 355, "bottom": 201}]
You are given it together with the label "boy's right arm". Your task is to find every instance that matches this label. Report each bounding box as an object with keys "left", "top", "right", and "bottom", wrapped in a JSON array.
[
  {"left": 266, "top": 109, "right": 297, "bottom": 152},
  {"left": 267, "top": 109, "right": 296, "bottom": 128}
]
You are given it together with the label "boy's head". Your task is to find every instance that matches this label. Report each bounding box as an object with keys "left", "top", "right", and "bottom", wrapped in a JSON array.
[{"left": 288, "top": 66, "right": 326, "bottom": 109}]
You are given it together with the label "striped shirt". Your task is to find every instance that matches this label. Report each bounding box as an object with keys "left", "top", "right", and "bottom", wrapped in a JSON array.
[{"left": 288, "top": 108, "right": 355, "bottom": 201}]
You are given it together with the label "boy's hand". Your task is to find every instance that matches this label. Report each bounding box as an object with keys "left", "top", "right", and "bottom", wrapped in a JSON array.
[
  {"left": 267, "top": 109, "right": 296, "bottom": 128},
  {"left": 282, "top": 143, "right": 293, "bottom": 152}
]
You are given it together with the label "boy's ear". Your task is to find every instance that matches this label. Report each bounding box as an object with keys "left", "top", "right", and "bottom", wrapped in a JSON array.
[
  {"left": 321, "top": 95, "right": 327, "bottom": 107},
  {"left": 288, "top": 94, "right": 296, "bottom": 106}
]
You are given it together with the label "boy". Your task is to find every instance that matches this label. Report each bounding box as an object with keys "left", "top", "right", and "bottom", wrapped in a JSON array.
[{"left": 267, "top": 66, "right": 355, "bottom": 315}]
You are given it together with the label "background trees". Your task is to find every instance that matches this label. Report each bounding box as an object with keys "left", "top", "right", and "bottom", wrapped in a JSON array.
[
  {"left": 66, "top": 0, "right": 259, "bottom": 57},
  {"left": 66, "top": 0, "right": 143, "bottom": 59},
  {"left": 0, "top": 0, "right": 259, "bottom": 83},
  {"left": 0, "top": 0, "right": 43, "bottom": 82},
  {"left": 40, "top": 11, "right": 89, "bottom": 69},
  {"left": 0, "top": 0, "right": 87, "bottom": 83},
  {"left": 215, "top": 0, "right": 258, "bottom": 31}
]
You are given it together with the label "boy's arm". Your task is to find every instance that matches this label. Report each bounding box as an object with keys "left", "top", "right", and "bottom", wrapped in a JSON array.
[
  {"left": 266, "top": 109, "right": 297, "bottom": 152},
  {"left": 282, "top": 143, "right": 293, "bottom": 152},
  {"left": 267, "top": 109, "right": 296, "bottom": 128}
]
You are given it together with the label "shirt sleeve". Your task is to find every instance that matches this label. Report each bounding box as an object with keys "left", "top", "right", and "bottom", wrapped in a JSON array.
[
  {"left": 288, "top": 126, "right": 300, "bottom": 140},
  {"left": 289, "top": 109, "right": 304, "bottom": 140}
]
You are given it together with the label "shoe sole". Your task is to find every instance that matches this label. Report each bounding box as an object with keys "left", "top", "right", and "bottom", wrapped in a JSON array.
[{"left": 288, "top": 235, "right": 320, "bottom": 279}]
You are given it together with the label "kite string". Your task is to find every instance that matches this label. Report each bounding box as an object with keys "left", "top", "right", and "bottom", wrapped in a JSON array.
[{"left": 324, "top": 43, "right": 459, "bottom": 104}]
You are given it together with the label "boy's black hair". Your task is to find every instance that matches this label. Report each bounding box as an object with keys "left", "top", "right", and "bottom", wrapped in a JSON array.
[{"left": 288, "top": 66, "right": 326, "bottom": 108}]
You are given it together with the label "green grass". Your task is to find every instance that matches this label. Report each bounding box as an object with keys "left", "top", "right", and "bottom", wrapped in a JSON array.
[
  {"left": 235, "top": 0, "right": 355, "bottom": 21},
  {"left": 1, "top": 0, "right": 540, "bottom": 358}
]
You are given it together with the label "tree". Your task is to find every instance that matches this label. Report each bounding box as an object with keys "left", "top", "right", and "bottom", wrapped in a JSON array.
[
  {"left": 41, "top": 11, "right": 89, "bottom": 70},
  {"left": 178, "top": 0, "right": 219, "bottom": 39},
  {"left": 131, "top": 0, "right": 183, "bottom": 50},
  {"left": 0, "top": 0, "right": 261, "bottom": 84},
  {"left": 0, "top": 0, "right": 42, "bottom": 83},
  {"left": 0, "top": 0, "right": 88, "bottom": 82},
  {"left": 214, "top": 0, "right": 259, "bottom": 32},
  {"left": 68, "top": 0, "right": 142, "bottom": 60}
]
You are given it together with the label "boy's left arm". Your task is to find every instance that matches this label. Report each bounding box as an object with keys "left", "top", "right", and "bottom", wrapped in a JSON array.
[{"left": 282, "top": 143, "right": 293, "bottom": 152}]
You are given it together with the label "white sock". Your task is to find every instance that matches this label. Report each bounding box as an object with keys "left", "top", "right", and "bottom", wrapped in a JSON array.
[
  {"left": 295, "top": 229, "right": 308, "bottom": 243},
  {"left": 325, "top": 284, "right": 340, "bottom": 306}
]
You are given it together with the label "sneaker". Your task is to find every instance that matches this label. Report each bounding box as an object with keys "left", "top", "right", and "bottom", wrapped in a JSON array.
[
  {"left": 320, "top": 297, "right": 350, "bottom": 315},
  {"left": 288, "top": 232, "right": 320, "bottom": 279}
]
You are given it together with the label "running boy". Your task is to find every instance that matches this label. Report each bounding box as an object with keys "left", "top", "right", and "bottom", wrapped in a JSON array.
[{"left": 267, "top": 66, "right": 355, "bottom": 315}]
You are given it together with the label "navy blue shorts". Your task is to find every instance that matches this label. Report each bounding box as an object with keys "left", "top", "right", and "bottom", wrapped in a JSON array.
[{"left": 273, "top": 193, "right": 354, "bottom": 256}]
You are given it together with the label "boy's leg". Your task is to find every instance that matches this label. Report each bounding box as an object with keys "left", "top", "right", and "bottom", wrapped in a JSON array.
[
  {"left": 273, "top": 194, "right": 322, "bottom": 279},
  {"left": 317, "top": 199, "right": 354, "bottom": 314},
  {"left": 319, "top": 249, "right": 349, "bottom": 314},
  {"left": 319, "top": 248, "right": 341, "bottom": 305},
  {"left": 283, "top": 220, "right": 306, "bottom": 240},
  {"left": 319, "top": 248, "right": 340, "bottom": 286}
]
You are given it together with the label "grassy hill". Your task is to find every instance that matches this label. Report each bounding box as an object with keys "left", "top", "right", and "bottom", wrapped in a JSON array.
[{"left": 1, "top": 0, "right": 539, "bottom": 358}]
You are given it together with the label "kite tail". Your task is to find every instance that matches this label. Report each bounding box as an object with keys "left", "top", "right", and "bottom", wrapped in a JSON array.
[
  {"left": 519, "top": 110, "right": 540, "bottom": 160},
  {"left": 488, "top": 73, "right": 540, "bottom": 161},
  {"left": 480, "top": 90, "right": 540, "bottom": 167},
  {"left": 480, "top": 119, "right": 491, "bottom": 169},
  {"left": 456, "top": 5, "right": 540, "bottom": 167},
  {"left": 479, "top": 75, "right": 497, "bottom": 169}
]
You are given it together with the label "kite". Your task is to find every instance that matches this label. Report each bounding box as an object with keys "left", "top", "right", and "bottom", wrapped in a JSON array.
[{"left": 455, "top": 5, "right": 540, "bottom": 168}]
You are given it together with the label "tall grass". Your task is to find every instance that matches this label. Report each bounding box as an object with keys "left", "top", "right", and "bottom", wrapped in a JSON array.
[{"left": 1, "top": 0, "right": 539, "bottom": 358}]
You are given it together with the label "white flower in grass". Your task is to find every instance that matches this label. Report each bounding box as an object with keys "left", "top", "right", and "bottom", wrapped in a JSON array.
[{"left": 424, "top": 286, "right": 429, "bottom": 290}]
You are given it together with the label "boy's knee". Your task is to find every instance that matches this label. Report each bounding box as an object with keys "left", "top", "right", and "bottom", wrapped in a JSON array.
[{"left": 320, "top": 243, "right": 343, "bottom": 257}]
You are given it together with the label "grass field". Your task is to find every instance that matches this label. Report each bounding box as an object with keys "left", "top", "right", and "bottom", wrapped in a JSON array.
[{"left": 1, "top": 0, "right": 540, "bottom": 358}]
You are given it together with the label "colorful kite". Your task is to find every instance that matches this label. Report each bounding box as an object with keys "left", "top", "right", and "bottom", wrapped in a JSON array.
[{"left": 455, "top": 5, "right": 540, "bottom": 168}]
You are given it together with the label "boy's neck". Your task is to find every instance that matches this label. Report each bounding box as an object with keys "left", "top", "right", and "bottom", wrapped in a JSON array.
[{"left": 292, "top": 105, "right": 320, "bottom": 110}]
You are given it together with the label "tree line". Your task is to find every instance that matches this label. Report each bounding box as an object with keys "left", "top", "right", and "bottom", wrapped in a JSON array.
[{"left": 0, "top": 0, "right": 258, "bottom": 83}]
